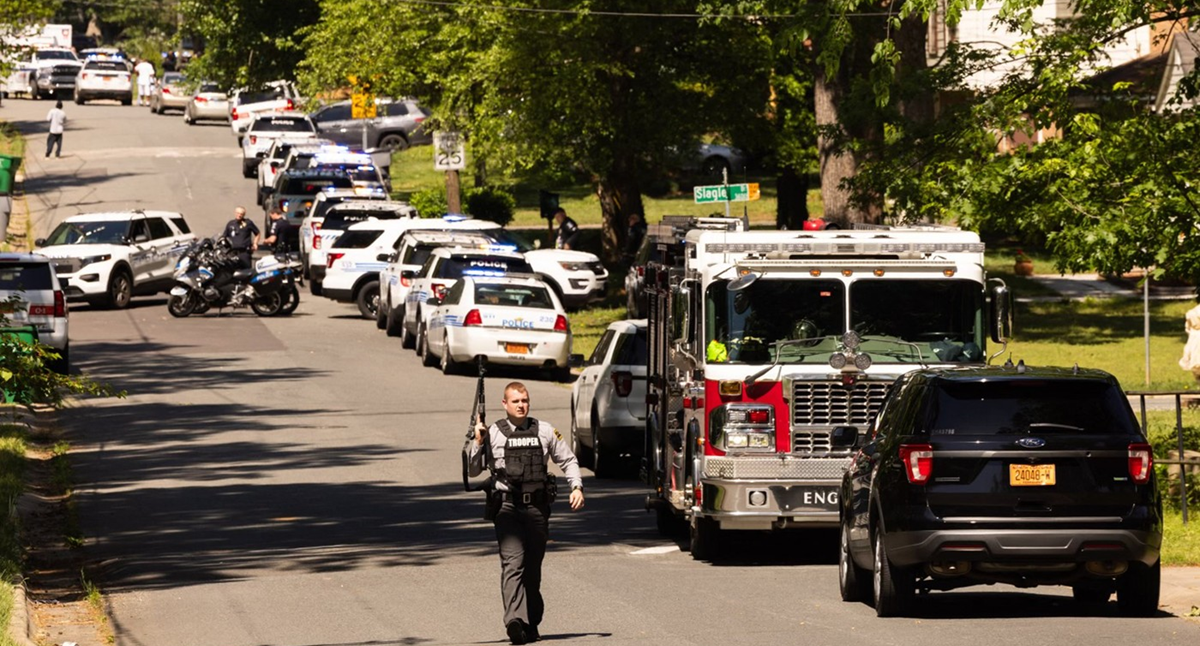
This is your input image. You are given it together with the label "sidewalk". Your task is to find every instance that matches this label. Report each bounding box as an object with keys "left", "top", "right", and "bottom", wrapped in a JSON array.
[
  {"left": 1024, "top": 272, "right": 1194, "bottom": 302},
  {"left": 1163, "top": 566, "right": 1200, "bottom": 622}
]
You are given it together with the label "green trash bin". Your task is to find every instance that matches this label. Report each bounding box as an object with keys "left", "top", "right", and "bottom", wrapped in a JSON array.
[{"left": 0, "top": 154, "right": 20, "bottom": 194}]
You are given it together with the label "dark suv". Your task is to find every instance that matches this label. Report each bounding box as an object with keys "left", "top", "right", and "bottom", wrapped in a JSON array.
[{"left": 838, "top": 365, "right": 1162, "bottom": 617}]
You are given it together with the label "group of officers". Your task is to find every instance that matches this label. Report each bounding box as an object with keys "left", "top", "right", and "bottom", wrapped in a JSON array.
[{"left": 222, "top": 206, "right": 293, "bottom": 267}]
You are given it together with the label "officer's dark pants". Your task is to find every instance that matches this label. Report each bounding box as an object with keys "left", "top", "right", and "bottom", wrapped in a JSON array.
[
  {"left": 495, "top": 499, "right": 550, "bottom": 630},
  {"left": 233, "top": 249, "right": 252, "bottom": 269}
]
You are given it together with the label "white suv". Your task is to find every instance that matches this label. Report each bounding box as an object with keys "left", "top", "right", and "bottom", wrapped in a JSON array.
[
  {"left": 305, "top": 200, "right": 417, "bottom": 296},
  {"left": 485, "top": 230, "right": 608, "bottom": 309},
  {"left": 241, "top": 113, "right": 319, "bottom": 177},
  {"left": 74, "top": 58, "right": 133, "bottom": 105},
  {"left": 569, "top": 319, "right": 648, "bottom": 477},
  {"left": 320, "top": 218, "right": 427, "bottom": 318},
  {"left": 35, "top": 211, "right": 195, "bottom": 309},
  {"left": 0, "top": 253, "right": 69, "bottom": 373},
  {"left": 231, "top": 81, "right": 300, "bottom": 140}
]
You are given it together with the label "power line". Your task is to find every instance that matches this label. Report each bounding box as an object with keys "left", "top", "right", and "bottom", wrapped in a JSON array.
[{"left": 386, "top": 0, "right": 804, "bottom": 19}]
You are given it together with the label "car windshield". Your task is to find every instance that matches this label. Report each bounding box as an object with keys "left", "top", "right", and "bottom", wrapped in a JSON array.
[
  {"left": 199, "top": 83, "right": 223, "bottom": 93},
  {"left": 281, "top": 176, "right": 354, "bottom": 194},
  {"left": 482, "top": 229, "right": 533, "bottom": 252},
  {"left": 706, "top": 279, "right": 847, "bottom": 365},
  {"left": 332, "top": 230, "right": 383, "bottom": 249},
  {"left": 163, "top": 73, "right": 185, "bottom": 84},
  {"left": 251, "top": 118, "right": 314, "bottom": 133},
  {"left": 440, "top": 256, "right": 533, "bottom": 279},
  {"left": 474, "top": 283, "right": 554, "bottom": 308},
  {"left": 42, "top": 220, "right": 132, "bottom": 246},
  {"left": 0, "top": 263, "right": 53, "bottom": 291},
  {"left": 850, "top": 279, "right": 984, "bottom": 363},
  {"left": 36, "top": 51, "right": 76, "bottom": 61},
  {"left": 240, "top": 87, "right": 285, "bottom": 103},
  {"left": 926, "top": 380, "right": 1139, "bottom": 436}
]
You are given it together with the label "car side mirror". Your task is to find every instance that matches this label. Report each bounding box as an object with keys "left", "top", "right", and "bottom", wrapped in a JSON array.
[
  {"left": 34, "top": 238, "right": 46, "bottom": 247},
  {"left": 568, "top": 353, "right": 585, "bottom": 368},
  {"left": 831, "top": 426, "right": 860, "bottom": 448},
  {"left": 401, "top": 270, "right": 416, "bottom": 280},
  {"left": 426, "top": 295, "right": 442, "bottom": 306},
  {"left": 131, "top": 234, "right": 149, "bottom": 244},
  {"left": 376, "top": 253, "right": 390, "bottom": 262},
  {"left": 269, "top": 160, "right": 281, "bottom": 168}
]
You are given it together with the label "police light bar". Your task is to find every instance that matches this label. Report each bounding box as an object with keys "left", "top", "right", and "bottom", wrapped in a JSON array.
[
  {"left": 486, "top": 244, "right": 519, "bottom": 253},
  {"left": 442, "top": 213, "right": 470, "bottom": 222},
  {"left": 705, "top": 241, "right": 985, "bottom": 254},
  {"left": 462, "top": 269, "right": 507, "bottom": 277}
]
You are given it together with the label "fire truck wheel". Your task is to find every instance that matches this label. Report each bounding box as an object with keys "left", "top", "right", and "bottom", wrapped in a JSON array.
[{"left": 689, "top": 515, "right": 721, "bottom": 561}]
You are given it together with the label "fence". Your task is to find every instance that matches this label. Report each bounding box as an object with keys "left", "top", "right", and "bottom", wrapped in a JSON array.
[{"left": 1127, "top": 390, "right": 1200, "bottom": 525}]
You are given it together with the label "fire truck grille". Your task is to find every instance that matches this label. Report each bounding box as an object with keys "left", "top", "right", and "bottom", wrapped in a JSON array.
[
  {"left": 791, "top": 381, "right": 891, "bottom": 428},
  {"left": 704, "top": 457, "right": 848, "bottom": 480}
]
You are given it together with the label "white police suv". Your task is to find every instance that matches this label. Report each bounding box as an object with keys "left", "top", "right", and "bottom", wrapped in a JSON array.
[
  {"left": 0, "top": 253, "right": 70, "bottom": 373},
  {"left": 305, "top": 200, "right": 417, "bottom": 296},
  {"left": 484, "top": 230, "right": 608, "bottom": 309},
  {"left": 35, "top": 211, "right": 195, "bottom": 309},
  {"left": 422, "top": 275, "right": 573, "bottom": 380}
]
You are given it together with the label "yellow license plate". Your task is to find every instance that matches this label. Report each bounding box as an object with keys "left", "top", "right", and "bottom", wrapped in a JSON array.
[
  {"left": 505, "top": 343, "right": 529, "bottom": 354},
  {"left": 1010, "top": 464, "right": 1056, "bottom": 486}
]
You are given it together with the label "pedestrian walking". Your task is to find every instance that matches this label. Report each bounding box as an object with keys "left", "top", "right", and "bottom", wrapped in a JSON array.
[
  {"left": 134, "top": 58, "right": 156, "bottom": 107},
  {"left": 552, "top": 208, "right": 579, "bottom": 250},
  {"left": 222, "top": 206, "right": 260, "bottom": 268},
  {"left": 45, "top": 100, "right": 66, "bottom": 158},
  {"left": 467, "top": 382, "right": 584, "bottom": 645}
]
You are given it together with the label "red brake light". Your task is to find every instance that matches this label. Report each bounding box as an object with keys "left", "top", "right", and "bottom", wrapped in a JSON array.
[
  {"left": 195, "top": 96, "right": 207, "bottom": 103},
  {"left": 400, "top": 275, "right": 412, "bottom": 287},
  {"left": 286, "top": 98, "right": 295, "bottom": 110},
  {"left": 54, "top": 290, "right": 66, "bottom": 318},
  {"left": 611, "top": 371, "right": 633, "bottom": 397},
  {"left": 163, "top": 87, "right": 171, "bottom": 94},
  {"left": 899, "top": 444, "right": 933, "bottom": 484},
  {"left": 81, "top": 73, "right": 89, "bottom": 80},
  {"left": 554, "top": 314, "right": 569, "bottom": 332},
  {"left": 747, "top": 409, "right": 770, "bottom": 424},
  {"left": 1128, "top": 443, "right": 1152, "bottom": 484},
  {"left": 232, "top": 108, "right": 240, "bottom": 120},
  {"left": 464, "top": 309, "right": 482, "bottom": 326},
  {"left": 326, "top": 252, "right": 345, "bottom": 268},
  {"left": 413, "top": 115, "right": 425, "bottom": 122},
  {"left": 636, "top": 266, "right": 645, "bottom": 277},
  {"left": 432, "top": 283, "right": 447, "bottom": 299},
  {"left": 313, "top": 236, "right": 321, "bottom": 250},
  {"left": 249, "top": 135, "right": 257, "bottom": 145}
]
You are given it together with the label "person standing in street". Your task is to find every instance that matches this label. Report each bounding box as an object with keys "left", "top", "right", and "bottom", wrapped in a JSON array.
[
  {"left": 553, "top": 208, "right": 579, "bottom": 250},
  {"left": 467, "top": 382, "right": 584, "bottom": 645},
  {"left": 45, "top": 100, "right": 66, "bottom": 158},
  {"left": 261, "top": 208, "right": 294, "bottom": 252},
  {"left": 223, "top": 207, "right": 260, "bottom": 268},
  {"left": 134, "top": 58, "right": 156, "bottom": 107}
]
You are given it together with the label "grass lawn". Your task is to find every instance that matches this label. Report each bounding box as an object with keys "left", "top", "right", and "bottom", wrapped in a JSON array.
[
  {"left": 0, "top": 422, "right": 27, "bottom": 646},
  {"left": 0, "top": 122, "right": 24, "bottom": 159}
]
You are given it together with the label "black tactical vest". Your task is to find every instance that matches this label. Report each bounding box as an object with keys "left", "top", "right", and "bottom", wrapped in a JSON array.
[{"left": 498, "top": 418, "right": 547, "bottom": 488}]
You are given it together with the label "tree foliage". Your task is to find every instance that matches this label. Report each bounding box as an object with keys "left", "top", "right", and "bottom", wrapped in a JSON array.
[{"left": 181, "top": 0, "right": 320, "bottom": 89}]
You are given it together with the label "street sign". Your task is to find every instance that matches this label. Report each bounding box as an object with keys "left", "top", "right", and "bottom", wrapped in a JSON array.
[
  {"left": 351, "top": 90, "right": 376, "bottom": 119},
  {"left": 693, "top": 183, "right": 760, "bottom": 204},
  {"left": 434, "top": 131, "right": 466, "bottom": 171}
]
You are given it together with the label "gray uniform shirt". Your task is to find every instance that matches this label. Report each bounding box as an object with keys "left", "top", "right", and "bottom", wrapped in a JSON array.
[{"left": 467, "top": 417, "right": 583, "bottom": 493}]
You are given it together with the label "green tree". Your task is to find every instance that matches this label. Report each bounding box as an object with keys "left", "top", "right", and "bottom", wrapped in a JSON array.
[
  {"left": 181, "top": 0, "right": 320, "bottom": 89},
  {"left": 0, "top": 0, "right": 61, "bottom": 74}
]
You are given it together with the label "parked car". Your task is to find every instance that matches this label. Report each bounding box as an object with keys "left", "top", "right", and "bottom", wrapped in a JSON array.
[
  {"left": 257, "top": 138, "right": 333, "bottom": 205},
  {"left": 424, "top": 275, "right": 573, "bottom": 379},
  {"left": 3, "top": 48, "right": 80, "bottom": 99},
  {"left": 482, "top": 230, "right": 608, "bottom": 309},
  {"left": 306, "top": 200, "right": 418, "bottom": 296},
  {"left": 265, "top": 168, "right": 356, "bottom": 226},
  {"left": 240, "top": 113, "right": 318, "bottom": 177},
  {"left": 74, "top": 58, "right": 133, "bottom": 105},
  {"left": 148, "top": 71, "right": 188, "bottom": 114},
  {"left": 34, "top": 211, "right": 195, "bottom": 309},
  {"left": 0, "top": 253, "right": 69, "bottom": 373},
  {"left": 297, "top": 188, "right": 386, "bottom": 274},
  {"left": 569, "top": 319, "right": 647, "bottom": 477},
  {"left": 309, "top": 97, "right": 432, "bottom": 150},
  {"left": 230, "top": 80, "right": 300, "bottom": 141},
  {"left": 183, "top": 82, "right": 230, "bottom": 124},
  {"left": 839, "top": 365, "right": 1163, "bottom": 617},
  {"left": 260, "top": 142, "right": 339, "bottom": 208}
]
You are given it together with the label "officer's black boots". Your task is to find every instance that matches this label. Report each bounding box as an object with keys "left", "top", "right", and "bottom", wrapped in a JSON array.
[
  {"left": 507, "top": 619, "right": 528, "bottom": 645},
  {"left": 526, "top": 624, "right": 540, "bottom": 642}
]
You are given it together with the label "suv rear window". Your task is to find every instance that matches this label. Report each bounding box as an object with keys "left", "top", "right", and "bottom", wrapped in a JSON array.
[
  {"left": 86, "top": 61, "right": 128, "bottom": 72},
  {"left": 282, "top": 176, "right": 353, "bottom": 194},
  {"left": 170, "top": 217, "right": 191, "bottom": 234},
  {"left": 613, "top": 328, "right": 648, "bottom": 366},
  {"left": 332, "top": 230, "right": 383, "bottom": 249},
  {"left": 474, "top": 283, "right": 554, "bottom": 309},
  {"left": 439, "top": 256, "right": 533, "bottom": 279},
  {"left": 240, "top": 87, "right": 286, "bottom": 104},
  {"left": 402, "top": 244, "right": 435, "bottom": 266},
  {"left": 926, "top": 380, "right": 1138, "bottom": 436},
  {"left": 0, "top": 263, "right": 53, "bottom": 290},
  {"left": 324, "top": 209, "right": 406, "bottom": 230},
  {"left": 251, "top": 118, "right": 314, "bottom": 133}
]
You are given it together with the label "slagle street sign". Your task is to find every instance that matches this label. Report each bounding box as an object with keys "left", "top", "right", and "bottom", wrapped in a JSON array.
[{"left": 693, "top": 183, "right": 760, "bottom": 204}]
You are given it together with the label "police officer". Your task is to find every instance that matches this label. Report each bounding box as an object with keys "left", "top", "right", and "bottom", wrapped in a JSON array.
[
  {"left": 468, "top": 382, "right": 584, "bottom": 645},
  {"left": 261, "top": 208, "right": 293, "bottom": 252},
  {"left": 552, "top": 208, "right": 579, "bottom": 250},
  {"left": 223, "top": 206, "right": 260, "bottom": 268}
]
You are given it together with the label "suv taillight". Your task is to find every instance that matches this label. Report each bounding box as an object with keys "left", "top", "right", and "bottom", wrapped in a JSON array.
[
  {"left": 1128, "top": 443, "right": 1152, "bottom": 484},
  {"left": 231, "top": 108, "right": 240, "bottom": 120},
  {"left": 249, "top": 135, "right": 257, "bottom": 145},
  {"left": 54, "top": 290, "right": 66, "bottom": 318},
  {"left": 611, "top": 371, "right": 633, "bottom": 397},
  {"left": 326, "top": 252, "right": 345, "bottom": 268},
  {"left": 286, "top": 98, "right": 295, "bottom": 110},
  {"left": 899, "top": 444, "right": 933, "bottom": 484},
  {"left": 400, "top": 275, "right": 412, "bottom": 287},
  {"left": 464, "top": 309, "right": 482, "bottom": 326},
  {"left": 313, "top": 235, "right": 321, "bottom": 250}
]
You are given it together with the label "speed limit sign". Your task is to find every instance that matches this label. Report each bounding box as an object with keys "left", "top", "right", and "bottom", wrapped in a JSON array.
[{"left": 433, "top": 131, "right": 466, "bottom": 171}]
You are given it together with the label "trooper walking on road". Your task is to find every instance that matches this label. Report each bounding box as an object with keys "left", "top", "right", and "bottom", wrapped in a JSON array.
[
  {"left": 45, "top": 100, "right": 66, "bottom": 158},
  {"left": 467, "top": 382, "right": 584, "bottom": 645}
]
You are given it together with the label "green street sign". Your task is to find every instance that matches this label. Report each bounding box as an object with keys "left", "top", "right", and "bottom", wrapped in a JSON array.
[{"left": 693, "top": 183, "right": 760, "bottom": 204}]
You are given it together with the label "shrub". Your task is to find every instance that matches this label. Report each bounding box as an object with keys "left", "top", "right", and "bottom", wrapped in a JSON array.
[
  {"left": 407, "top": 185, "right": 516, "bottom": 226},
  {"left": 409, "top": 187, "right": 447, "bottom": 219}
]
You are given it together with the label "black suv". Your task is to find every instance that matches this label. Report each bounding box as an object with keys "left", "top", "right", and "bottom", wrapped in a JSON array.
[{"left": 838, "top": 365, "right": 1162, "bottom": 617}]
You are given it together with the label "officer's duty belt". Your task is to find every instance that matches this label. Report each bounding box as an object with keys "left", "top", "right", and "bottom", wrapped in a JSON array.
[{"left": 504, "top": 489, "right": 547, "bottom": 505}]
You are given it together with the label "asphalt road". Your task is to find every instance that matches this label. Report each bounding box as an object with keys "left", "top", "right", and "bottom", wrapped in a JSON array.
[{"left": 4, "top": 97, "right": 1198, "bottom": 646}]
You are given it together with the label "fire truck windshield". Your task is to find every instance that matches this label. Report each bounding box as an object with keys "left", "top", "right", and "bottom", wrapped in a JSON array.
[{"left": 706, "top": 277, "right": 985, "bottom": 365}]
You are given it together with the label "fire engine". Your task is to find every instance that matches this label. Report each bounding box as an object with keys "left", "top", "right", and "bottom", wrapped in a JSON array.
[{"left": 641, "top": 216, "right": 1012, "bottom": 559}]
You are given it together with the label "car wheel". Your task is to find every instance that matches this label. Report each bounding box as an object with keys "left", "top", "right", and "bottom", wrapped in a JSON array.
[
  {"left": 570, "top": 404, "right": 593, "bottom": 467},
  {"left": 1117, "top": 560, "right": 1160, "bottom": 617},
  {"left": 121, "top": 96, "right": 132, "bottom": 106},
  {"left": 418, "top": 322, "right": 437, "bottom": 367},
  {"left": 689, "top": 513, "right": 721, "bottom": 561},
  {"left": 378, "top": 133, "right": 408, "bottom": 151},
  {"left": 356, "top": 280, "right": 380, "bottom": 320},
  {"left": 872, "top": 525, "right": 914, "bottom": 617},
  {"left": 655, "top": 506, "right": 684, "bottom": 538},
  {"left": 376, "top": 299, "right": 388, "bottom": 330},
  {"left": 1072, "top": 585, "right": 1112, "bottom": 606},
  {"left": 386, "top": 304, "right": 404, "bottom": 338},
  {"left": 242, "top": 162, "right": 256, "bottom": 179},
  {"left": 167, "top": 293, "right": 196, "bottom": 318},
  {"left": 105, "top": 269, "right": 133, "bottom": 309},
  {"left": 440, "top": 333, "right": 458, "bottom": 375},
  {"left": 591, "top": 410, "right": 615, "bottom": 479},
  {"left": 310, "top": 280, "right": 323, "bottom": 297},
  {"left": 400, "top": 312, "right": 416, "bottom": 348},
  {"left": 184, "top": 111, "right": 194, "bottom": 125},
  {"left": 74, "top": 95, "right": 84, "bottom": 105},
  {"left": 237, "top": 136, "right": 244, "bottom": 147},
  {"left": 839, "top": 520, "right": 871, "bottom": 603}
]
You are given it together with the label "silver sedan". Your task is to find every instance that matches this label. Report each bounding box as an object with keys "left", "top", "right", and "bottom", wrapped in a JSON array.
[
  {"left": 183, "top": 82, "right": 230, "bottom": 124},
  {"left": 149, "top": 72, "right": 190, "bottom": 114}
]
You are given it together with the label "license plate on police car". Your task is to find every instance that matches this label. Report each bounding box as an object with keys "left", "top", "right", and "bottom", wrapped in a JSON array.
[
  {"left": 505, "top": 343, "right": 529, "bottom": 354},
  {"left": 1010, "top": 464, "right": 1055, "bottom": 486}
]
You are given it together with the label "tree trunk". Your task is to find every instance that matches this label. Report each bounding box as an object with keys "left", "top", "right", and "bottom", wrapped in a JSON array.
[
  {"left": 895, "top": 14, "right": 934, "bottom": 127},
  {"left": 814, "top": 65, "right": 860, "bottom": 226},
  {"left": 776, "top": 166, "right": 809, "bottom": 230},
  {"left": 596, "top": 162, "right": 644, "bottom": 264}
]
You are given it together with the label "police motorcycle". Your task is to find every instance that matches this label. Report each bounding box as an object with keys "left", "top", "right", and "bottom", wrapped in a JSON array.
[{"left": 166, "top": 237, "right": 302, "bottom": 318}]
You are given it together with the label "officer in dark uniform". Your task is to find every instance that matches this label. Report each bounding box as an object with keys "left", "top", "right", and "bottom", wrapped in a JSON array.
[
  {"left": 468, "top": 382, "right": 584, "bottom": 645},
  {"left": 261, "top": 208, "right": 294, "bottom": 252},
  {"left": 222, "top": 206, "right": 260, "bottom": 268},
  {"left": 552, "top": 208, "right": 579, "bottom": 250}
]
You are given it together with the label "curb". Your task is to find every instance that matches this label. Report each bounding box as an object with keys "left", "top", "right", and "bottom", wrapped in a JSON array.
[{"left": 6, "top": 581, "right": 39, "bottom": 646}]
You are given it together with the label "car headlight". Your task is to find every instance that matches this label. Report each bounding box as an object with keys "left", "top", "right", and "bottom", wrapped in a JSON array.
[
  {"left": 37, "top": 70, "right": 50, "bottom": 79},
  {"left": 80, "top": 254, "right": 112, "bottom": 266},
  {"left": 709, "top": 404, "right": 775, "bottom": 452},
  {"left": 558, "top": 261, "right": 590, "bottom": 271}
]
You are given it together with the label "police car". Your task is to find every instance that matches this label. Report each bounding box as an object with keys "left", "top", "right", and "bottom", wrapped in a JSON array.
[
  {"left": 240, "top": 113, "right": 318, "bottom": 177},
  {"left": 401, "top": 247, "right": 534, "bottom": 352},
  {"left": 256, "top": 137, "right": 332, "bottom": 205},
  {"left": 0, "top": 253, "right": 70, "bottom": 373},
  {"left": 34, "top": 211, "right": 195, "bottom": 309},
  {"left": 483, "top": 230, "right": 608, "bottom": 309},
  {"left": 422, "top": 275, "right": 573, "bottom": 380},
  {"left": 305, "top": 200, "right": 417, "bottom": 296},
  {"left": 378, "top": 224, "right": 503, "bottom": 339}
]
